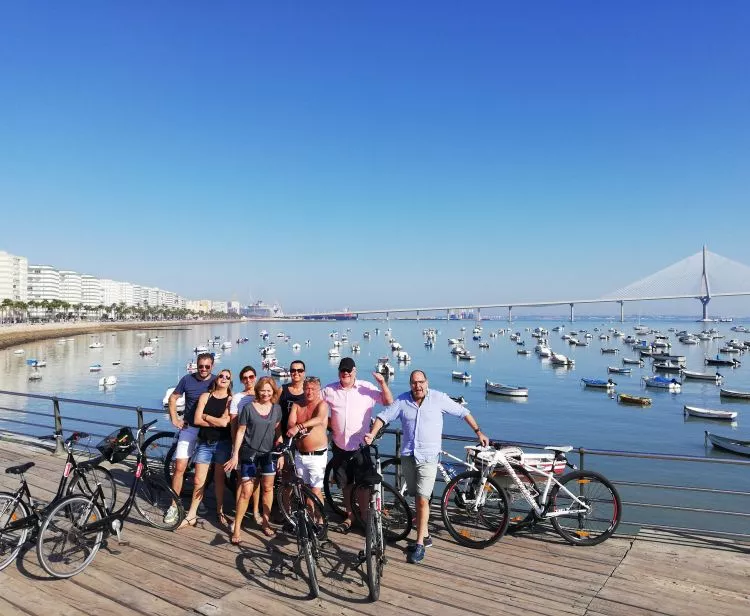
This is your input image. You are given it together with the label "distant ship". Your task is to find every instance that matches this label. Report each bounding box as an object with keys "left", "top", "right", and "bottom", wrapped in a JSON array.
[
  {"left": 303, "top": 308, "right": 357, "bottom": 321},
  {"left": 244, "top": 301, "right": 283, "bottom": 319}
]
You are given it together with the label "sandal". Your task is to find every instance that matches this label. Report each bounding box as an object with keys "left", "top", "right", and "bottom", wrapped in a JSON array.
[
  {"left": 217, "top": 512, "right": 230, "bottom": 527},
  {"left": 261, "top": 526, "right": 277, "bottom": 538},
  {"left": 253, "top": 512, "right": 264, "bottom": 526},
  {"left": 230, "top": 536, "right": 242, "bottom": 546},
  {"left": 335, "top": 519, "right": 353, "bottom": 534},
  {"left": 177, "top": 517, "right": 197, "bottom": 530}
]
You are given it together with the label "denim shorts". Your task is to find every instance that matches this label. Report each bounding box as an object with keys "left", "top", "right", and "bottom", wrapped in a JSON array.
[
  {"left": 194, "top": 439, "right": 231, "bottom": 465},
  {"left": 240, "top": 452, "right": 276, "bottom": 480}
]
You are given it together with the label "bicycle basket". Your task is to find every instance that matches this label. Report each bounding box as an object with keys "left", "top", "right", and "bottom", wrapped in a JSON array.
[{"left": 96, "top": 427, "right": 136, "bottom": 463}]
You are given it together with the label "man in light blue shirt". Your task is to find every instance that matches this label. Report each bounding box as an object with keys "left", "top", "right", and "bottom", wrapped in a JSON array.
[{"left": 364, "top": 369, "right": 488, "bottom": 564}]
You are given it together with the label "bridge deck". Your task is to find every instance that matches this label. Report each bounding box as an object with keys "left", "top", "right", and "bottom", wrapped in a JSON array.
[{"left": 1, "top": 439, "right": 748, "bottom": 616}]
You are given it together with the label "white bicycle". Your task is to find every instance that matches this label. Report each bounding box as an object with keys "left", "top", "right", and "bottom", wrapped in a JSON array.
[{"left": 441, "top": 444, "right": 622, "bottom": 548}]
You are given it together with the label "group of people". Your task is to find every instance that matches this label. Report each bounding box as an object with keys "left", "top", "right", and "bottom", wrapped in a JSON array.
[{"left": 163, "top": 352, "right": 487, "bottom": 564}]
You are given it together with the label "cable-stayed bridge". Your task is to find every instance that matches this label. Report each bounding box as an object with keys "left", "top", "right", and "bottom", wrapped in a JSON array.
[{"left": 290, "top": 247, "right": 750, "bottom": 322}]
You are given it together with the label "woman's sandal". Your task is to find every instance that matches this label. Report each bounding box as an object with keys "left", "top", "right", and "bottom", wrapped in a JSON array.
[
  {"left": 230, "top": 535, "right": 242, "bottom": 546},
  {"left": 253, "top": 512, "right": 263, "bottom": 526},
  {"left": 177, "top": 517, "right": 197, "bottom": 530},
  {"left": 261, "top": 525, "right": 277, "bottom": 538},
  {"left": 335, "top": 519, "right": 353, "bottom": 534},
  {"left": 217, "top": 512, "right": 230, "bottom": 528}
]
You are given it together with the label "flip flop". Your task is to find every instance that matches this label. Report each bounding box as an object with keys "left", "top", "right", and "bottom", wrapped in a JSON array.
[
  {"left": 335, "top": 520, "right": 353, "bottom": 534},
  {"left": 177, "top": 517, "right": 197, "bottom": 530},
  {"left": 230, "top": 536, "right": 242, "bottom": 546},
  {"left": 217, "top": 512, "right": 230, "bottom": 527},
  {"left": 261, "top": 526, "right": 277, "bottom": 538}
]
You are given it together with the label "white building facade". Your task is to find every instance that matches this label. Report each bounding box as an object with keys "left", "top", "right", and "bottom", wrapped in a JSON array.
[
  {"left": 59, "top": 270, "right": 83, "bottom": 305},
  {"left": 27, "top": 265, "right": 61, "bottom": 302},
  {"left": 0, "top": 251, "right": 29, "bottom": 302},
  {"left": 81, "top": 275, "right": 103, "bottom": 307}
]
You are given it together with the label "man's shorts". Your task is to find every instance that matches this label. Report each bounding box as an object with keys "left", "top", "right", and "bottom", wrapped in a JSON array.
[
  {"left": 240, "top": 453, "right": 276, "bottom": 480},
  {"left": 330, "top": 444, "right": 356, "bottom": 488},
  {"left": 401, "top": 455, "right": 439, "bottom": 499},
  {"left": 174, "top": 426, "right": 200, "bottom": 460},
  {"left": 294, "top": 449, "right": 328, "bottom": 489}
]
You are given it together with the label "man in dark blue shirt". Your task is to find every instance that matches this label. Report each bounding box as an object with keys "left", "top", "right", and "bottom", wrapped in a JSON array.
[{"left": 164, "top": 352, "right": 215, "bottom": 525}]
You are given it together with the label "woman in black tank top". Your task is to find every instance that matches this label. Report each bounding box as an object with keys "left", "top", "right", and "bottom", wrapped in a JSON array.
[{"left": 179, "top": 370, "right": 233, "bottom": 529}]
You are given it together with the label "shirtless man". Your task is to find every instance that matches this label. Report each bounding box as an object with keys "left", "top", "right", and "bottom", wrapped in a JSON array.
[{"left": 286, "top": 376, "right": 330, "bottom": 505}]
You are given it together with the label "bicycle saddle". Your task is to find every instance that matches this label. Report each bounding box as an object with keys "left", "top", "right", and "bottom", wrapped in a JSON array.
[
  {"left": 5, "top": 462, "right": 35, "bottom": 475},
  {"left": 544, "top": 446, "right": 573, "bottom": 454}
]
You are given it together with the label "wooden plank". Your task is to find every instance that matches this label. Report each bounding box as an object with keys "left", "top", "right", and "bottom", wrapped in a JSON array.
[
  {"left": 0, "top": 595, "right": 31, "bottom": 616},
  {"left": 0, "top": 570, "right": 87, "bottom": 616}
]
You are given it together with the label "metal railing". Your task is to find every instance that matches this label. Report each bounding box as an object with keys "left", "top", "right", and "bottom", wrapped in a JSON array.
[{"left": 0, "top": 389, "right": 748, "bottom": 541}]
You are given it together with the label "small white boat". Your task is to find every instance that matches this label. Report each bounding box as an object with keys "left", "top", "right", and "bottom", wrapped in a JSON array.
[
  {"left": 684, "top": 405, "right": 737, "bottom": 421},
  {"left": 452, "top": 371, "right": 471, "bottom": 381},
  {"left": 457, "top": 350, "right": 476, "bottom": 361},
  {"left": 478, "top": 342, "right": 490, "bottom": 349},
  {"left": 351, "top": 343, "right": 361, "bottom": 352},
  {"left": 186, "top": 361, "right": 197, "bottom": 373},
  {"left": 98, "top": 375, "right": 118, "bottom": 387},
  {"left": 390, "top": 342, "right": 402, "bottom": 351},
  {"left": 608, "top": 366, "right": 631, "bottom": 375},
  {"left": 89, "top": 364, "right": 103, "bottom": 372},
  {"left": 148, "top": 336, "right": 160, "bottom": 343},
  {"left": 261, "top": 346, "right": 276, "bottom": 356},
  {"left": 581, "top": 378, "right": 617, "bottom": 389},
  {"left": 328, "top": 348, "right": 341, "bottom": 358},
  {"left": 270, "top": 366, "right": 291, "bottom": 378},
  {"left": 194, "top": 345, "right": 208, "bottom": 353},
  {"left": 680, "top": 369, "right": 722, "bottom": 383},
  {"left": 28, "top": 369, "right": 43, "bottom": 381},
  {"left": 550, "top": 352, "right": 575, "bottom": 366},
  {"left": 376, "top": 357, "right": 395, "bottom": 376},
  {"left": 292, "top": 343, "right": 301, "bottom": 351},
  {"left": 447, "top": 338, "right": 460, "bottom": 345},
  {"left": 720, "top": 388, "right": 750, "bottom": 400},
  {"left": 13, "top": 349, "right": 25, "bottom": 355},
  {"left": 517, "top": 349, "right": 532, "bottom": 355},
  {"left": 705, "top": 431, "right": 750, "bottom": 457},
  {"left": 34, "top": 360, "right": 47, "bottom": 367},
  {"left": 163, "top": 387, "right": 185, "bottom": 409},
  {"left": 396, "top": 351, "right": 411, "bottom": 362},
  {"left": 642, "top": 376, "right": 681, "bottom": 391},
  {"left": 220, "top": 341, "right": 232, "bottom": 349},
  {"left": 139, "top": 346, "right": 155, "bottom": 356},
  {"left": 333, "top": 340, "right": 342, "bottom": 347},
  {"left": 622, "top": 357, "right": 643, "bottom": 365},
  {"left": 112, "top": 360, "right": 121, "bottom": 366},
  {"left": 485, "top": 380, "right": 528, "bottom": 397},
  {"left": 89, "top": 342, "right": 103, "bottom": 349}
]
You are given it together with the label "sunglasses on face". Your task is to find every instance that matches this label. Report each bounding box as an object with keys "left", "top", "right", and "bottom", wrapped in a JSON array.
[
  {"left": 218, "top": 374, "right": 231, "bottom": 380},
  {"left": 339, "top": 369, "right": 353, "bottom": 374},
  {"left": 241, "top": 374, "right": 256, "bottom": 381},
  {"left": 289, "top": 368, "right": 305, "bottom": 374},
  {"left": 198, "top": 365, "right": 212, "bottom": 369}
]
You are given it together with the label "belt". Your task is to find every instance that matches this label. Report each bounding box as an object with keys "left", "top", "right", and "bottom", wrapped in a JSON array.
[{"left": 298, "top": 449, "right": 328, "bottom": 456}]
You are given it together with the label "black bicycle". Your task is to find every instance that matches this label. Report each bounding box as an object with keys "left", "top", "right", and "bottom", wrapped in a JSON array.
[
  {"left": 0, "top": 431, "right": 117, "bottom": 572},
  {"left": 35, "top": 420, "right": 185, "bottom": 578},
  {"left": 272, "top": 434, "right": 328, "bottom": 598},
  {"left": 141, "top": 429, "right": 214, "bottom": 494}
]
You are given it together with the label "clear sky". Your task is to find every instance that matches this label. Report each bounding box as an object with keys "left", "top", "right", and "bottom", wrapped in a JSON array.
[{"left": 1, "top": 2, "right": 749, "bottom": 315}]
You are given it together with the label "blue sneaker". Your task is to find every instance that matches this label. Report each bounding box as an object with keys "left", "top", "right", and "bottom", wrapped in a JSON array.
[
  {"left": 407, "top": 536, "right": 432, "bottom": 551},
  {"left": 407, "top": 544, "right": 425, "bottom": 564}
]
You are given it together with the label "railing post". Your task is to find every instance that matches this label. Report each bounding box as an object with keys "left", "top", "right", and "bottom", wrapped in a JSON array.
[
  {"left": 52, "top": 397, "right": 64, "bottom": 456},
  {"left": 136, "top": 406, "right": 144, "bottom": 448},
  {"left": 578, "top": 447, "right": 585, "bottom": 471},
  {"left": 394, "top": 430, "right": 402, "bottom": 487}
]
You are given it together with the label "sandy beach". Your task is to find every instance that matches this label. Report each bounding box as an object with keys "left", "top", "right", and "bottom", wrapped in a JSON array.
[{"left": 0, "top": 319, "right": 243, "bottom": 351}]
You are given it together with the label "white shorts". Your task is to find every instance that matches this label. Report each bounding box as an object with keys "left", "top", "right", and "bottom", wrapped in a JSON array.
[
  {"left": 174, "top": 426, "right": 200, "bottom": 460},
  {"left": 294, "top": 450, "right": 328, "bottom": 489}
]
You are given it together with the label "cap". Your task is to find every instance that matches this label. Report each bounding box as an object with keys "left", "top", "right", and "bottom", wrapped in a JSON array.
[{"left": 338, "top": 357, "right": 356, "bottom": 372}]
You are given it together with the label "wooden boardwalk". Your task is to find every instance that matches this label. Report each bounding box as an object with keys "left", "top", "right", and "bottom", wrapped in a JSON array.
[{"left": 1, "top": 438, "right": 749, "bottom": 616}]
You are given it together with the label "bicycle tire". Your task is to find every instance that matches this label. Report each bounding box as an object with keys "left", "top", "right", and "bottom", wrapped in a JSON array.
[
  {"left": 365, "top": 506, "right": 381, "bottom": 601},
  {"left": 296, "top": 510, "right": 320, "bottom": 598},
  {"left": 163, "top": 441, "right": 213, "bottom": 495},
  {"left": 440, "top": 471, "right": 510, "bottom": 549},
  {"left": 323, "top": 458, "right": 346, "bottom": 519},
  {"left": 496, "top": 464, "right": 540, "bottom": 533},
  {"left": 379, "top": 457, "right": 436, "bottom": 526},
  {"left": 549, "top": 470, "right": 622, "bottom": 546},
  {"left": 134, "top": 469, "right": 185, "bottom": 531},
  {"left": 140, "top": 430, "right": 176, "bottom": 473},
  {"left": 277, "top": 484, "right": 328, "bottom": 540},
  {"left": 351, "top": 481, "right": 412, "bottom": 543},
  {"left": 36, "top": 494, "right": 104, "bottom": 578},
  {"left": 67, "top": 464, "right": 117, "bottom": 513},
  {"left": 0, "top": 493, "right": 30, "bottom": 572}
]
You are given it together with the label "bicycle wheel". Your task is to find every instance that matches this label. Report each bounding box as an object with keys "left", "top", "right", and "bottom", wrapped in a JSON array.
[
  {"left": 277, "top": 484, "right": 328, "bottom": 540},
  {"left": 365, "top": 506, "right": 382, "bottom": 601},
  {"left": 323, "top": 459, "right": 346, "bottom": 519},
  {"left": 68, "top": 464, "right": 117, "bottom": 513},
  {"left": 140, "top": 431, "right": 175, "bottom": 473},
  {"left": 441, "top": 471, "right": 510, "bottom": 549},
  {"left": 0, "top": 494, "right": 30, "bottom": 572},
  {"left": 36, "top": 494, "right": 104, "bottom": 579},
  {"left": 134, "top": 470, "right": 185, "bottom": 531},
  {"left": 495, "top": 465, "right": 540, "bottom": 532},
  {"left": 296, "top": 511, "right": 320, "bottom": 598},
  {"left": 164, "top": 442, "right": 212, "bottom": 495},
  {"left": 550, "top": 470, "right": 622, "bottom": 546},
  {"left": 351, "top": 481, "right": 412, "bottom": 542}
]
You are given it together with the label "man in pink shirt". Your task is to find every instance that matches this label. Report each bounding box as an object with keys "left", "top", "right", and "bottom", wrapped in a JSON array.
[{"left": 323, "top": 357, "right": 393, "bottom": 532}]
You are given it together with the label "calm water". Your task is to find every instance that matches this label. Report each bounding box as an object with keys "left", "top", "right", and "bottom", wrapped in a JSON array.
[{"left": 2, "top": 317, "right": 749, "bottom": 533}]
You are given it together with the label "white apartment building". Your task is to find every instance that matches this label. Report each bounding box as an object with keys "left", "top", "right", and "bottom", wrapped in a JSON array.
[
  {"left": 187, "top": 299, "right": 211, "bottom": 313},
  {"left": 211, "top": 301, "right": 228, "bottom": 313},
  {"left": 59, "top": 270, "right": 83, "bottom": 305},
  {"left": 228, "top": 301, "right": 241, "bottom": 314},
  {"left": 100, "top": 279, "right": 121, "bottom": 306},
  {"left": 81, "top": 275, "right": 103, "bottom": 307},
  {"left": 0, "top": 251, "right": 28, "bottom": 302},
  {"left": 132, "top": 285, "right": 144, "bottom": 307},
  {"left": 28, "top": 265, "right": 61, "bottom": 302},
  {"left": 144, "top": 286, "right": 159, "bottom": 308},
  {"left": 118, "top": 281, "right": 135, "bottom": 307}
]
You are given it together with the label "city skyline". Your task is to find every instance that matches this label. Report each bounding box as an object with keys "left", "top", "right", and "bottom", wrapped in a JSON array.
[{"left": 2, "top": 3, "right": 749, "bottom": 314}]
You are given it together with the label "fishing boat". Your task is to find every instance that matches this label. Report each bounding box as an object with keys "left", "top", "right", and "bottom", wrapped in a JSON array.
[
  {"left": 485, "top": 380, "right": 529, "bottom": 397},
  {"left": 581, "top": 378, "right": 616, "bottom": 389},
  {"left": 653, "top": 360, "right": 682, "bottom": 373},
  {"left": 642, "top": 376, "right": 681, "bottom": 391},
  {"left": 376, "top": 357, "right": 395, "bottom": 377},
  {"left": 98, "top": 375, "right": 118, "bottom": 387},
  {"left": 328, "top": 347, "right": 340, "bottom": 358},
  {"left": 617, "top": 393, "right": 652, "bottom": 406},
  {"left": 684, "top": 406, "right": 737, "bottom": 420},
  {"left": 89, "top": 364, "right": 103, "bottom": 372},
  {"left": 163, "top": 387, "right": 185, "bottom": 409},
  {"left": 220, "top": 341, "right": 233, "bottom": 349},
  {"left": 705, "top": 356, "right": 741, "bottom": 367},
  {"left": 517, "top": 349, "right": 532, "bottom": 355},
  {"left": 28, "top": 369, "right": 43, "bottom": 381},
  {"left": 270, "top": 366, "right": 291, "bottom": 378},
  {"left": 396, "top": 351, "right": 411, "bottom": 362},
  {"left": 622, "top": 357, "right": 643, "bottom": 366},
  {"left": 720, "top": 388, "right": 750, "bottom": 399},
  {"left": 608, "top": 366, "right": 631, "bottom": 375},
  {"left": 112, "top": 360, "right": 121, "bottom": 366},
  {"left": 457, "top": 350, "right": 476, "bottom": 361},
  {"left": 139, "top": 346, "right": 155, "bottom": 356},
  {"left": 600, "top": 348, "right": 619, "bottom": 354},
  {"left": 680, "top": 369, "right": 722, "bottom": 383},
  {"left": 550, "top": 352, "right": 575, "bottom": 366},
  {"left": 705, "top": 432, "right": 750, "bottom": 457},
  {"left": 13, "top": 349, "right": 25, "bottom": 355},
  {"left": 350, "top": 343, "right": 360, "bottom": 352},
  {"left": 478, "top": 342, "right": 490, "bottom": 349},
  {"left": 452, "top": 371, "right": 472, "bottom": 381},
  {"left": 88, "top": 341, "right": 103, "bottom": 349}
]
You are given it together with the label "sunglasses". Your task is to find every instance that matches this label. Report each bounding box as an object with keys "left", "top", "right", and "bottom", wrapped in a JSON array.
[
  {"left": 198, "top": 365, "right": 212, "bottom": 369},
  {"left": 218, "top": 374, "right": 232, "bottom": 380},
  {"left": 241, "top": 374, "right": 256, "bottom": 380},
  {"left": 289, "top": 368, "right": 305, "bottom": 374},
  {"left": 339, "top": 369, "right": 353, "bottom": 374}
]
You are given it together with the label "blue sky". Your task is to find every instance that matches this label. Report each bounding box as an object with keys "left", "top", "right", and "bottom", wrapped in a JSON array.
[{"left": 1, "top": 2, "right": 749, "bottom": 315}]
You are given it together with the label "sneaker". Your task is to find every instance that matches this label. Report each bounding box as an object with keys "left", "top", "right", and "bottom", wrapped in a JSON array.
[
  {"left": 407, "top": 544, "right": 425, "bottom": 564},
  {"left": 163, "top": 505, "right": 178, "bottom": 525},
  {"left": 197, "top": 501, "right": 208, "bottom": 516},
  {"left": 407, "top": 536, "right": 432, "bottom": 551}
]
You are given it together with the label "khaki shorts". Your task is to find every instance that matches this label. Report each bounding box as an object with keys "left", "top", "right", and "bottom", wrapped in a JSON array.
[{"left": 401, "top": 455, "right": 438, "bottom": 499}]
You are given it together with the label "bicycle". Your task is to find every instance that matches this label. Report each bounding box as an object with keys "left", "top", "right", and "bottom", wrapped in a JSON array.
[
  {"left": 351, "top": 442, "right": 412, "bottom": 602},
  {"left": 35, "top": 420, "right": 186, "bottom": 578},
  {"left": 444, "top": 443, "right": 621, "bottom": 548},
  {"left": 0, "top": 431, "right": 117, "bottom": 571},
  {"left": 271, "top": 434, "right": 328, "bottom": 598},
  {"left": 141, "top": 429, "right": 214, "bottom": 495}
]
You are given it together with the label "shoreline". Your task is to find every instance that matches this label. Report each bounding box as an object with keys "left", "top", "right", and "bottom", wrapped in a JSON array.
[{"left": 0, "top": 319, "right": 246, "bottom": 351}]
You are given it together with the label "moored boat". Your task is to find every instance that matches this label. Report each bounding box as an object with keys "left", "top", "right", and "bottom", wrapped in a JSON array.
[
  {"left": 617, "top": 393, "right": 652, "bottom": 406},
  {"left": 608, "top": 366, "right": 631, "bottom": 375},
  {"left": 680, "top": 369, "right": 722, "bottom": 383},
  {"left": 705, "top": 356, "right": 741, "bottom": 367},
  {"left": 684, "top": 406, "right": 737, "bottom": 420},
  {"left": 642, "top": 376, "right": 681, "bottom": 391},
  {"left": 622, "top": 357, "right": 643, "bottom": 365},
  {"left": 451, "top": 371, "right": 472, "bottom": 381},
  {"left": 89, "top": 364, "right": 102, "bottom": 372},
  {"left": 705, "top": 431, "right": 750, "bottom": 457},
  {"left": 485, "top": 380, "right": 529, "bottom": 397},
  {"left": 719, "top": 388, "right": 750, "bottom": 400},
  {"left": 581, "top": 378, "right": 617, "bottom": 389}
]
